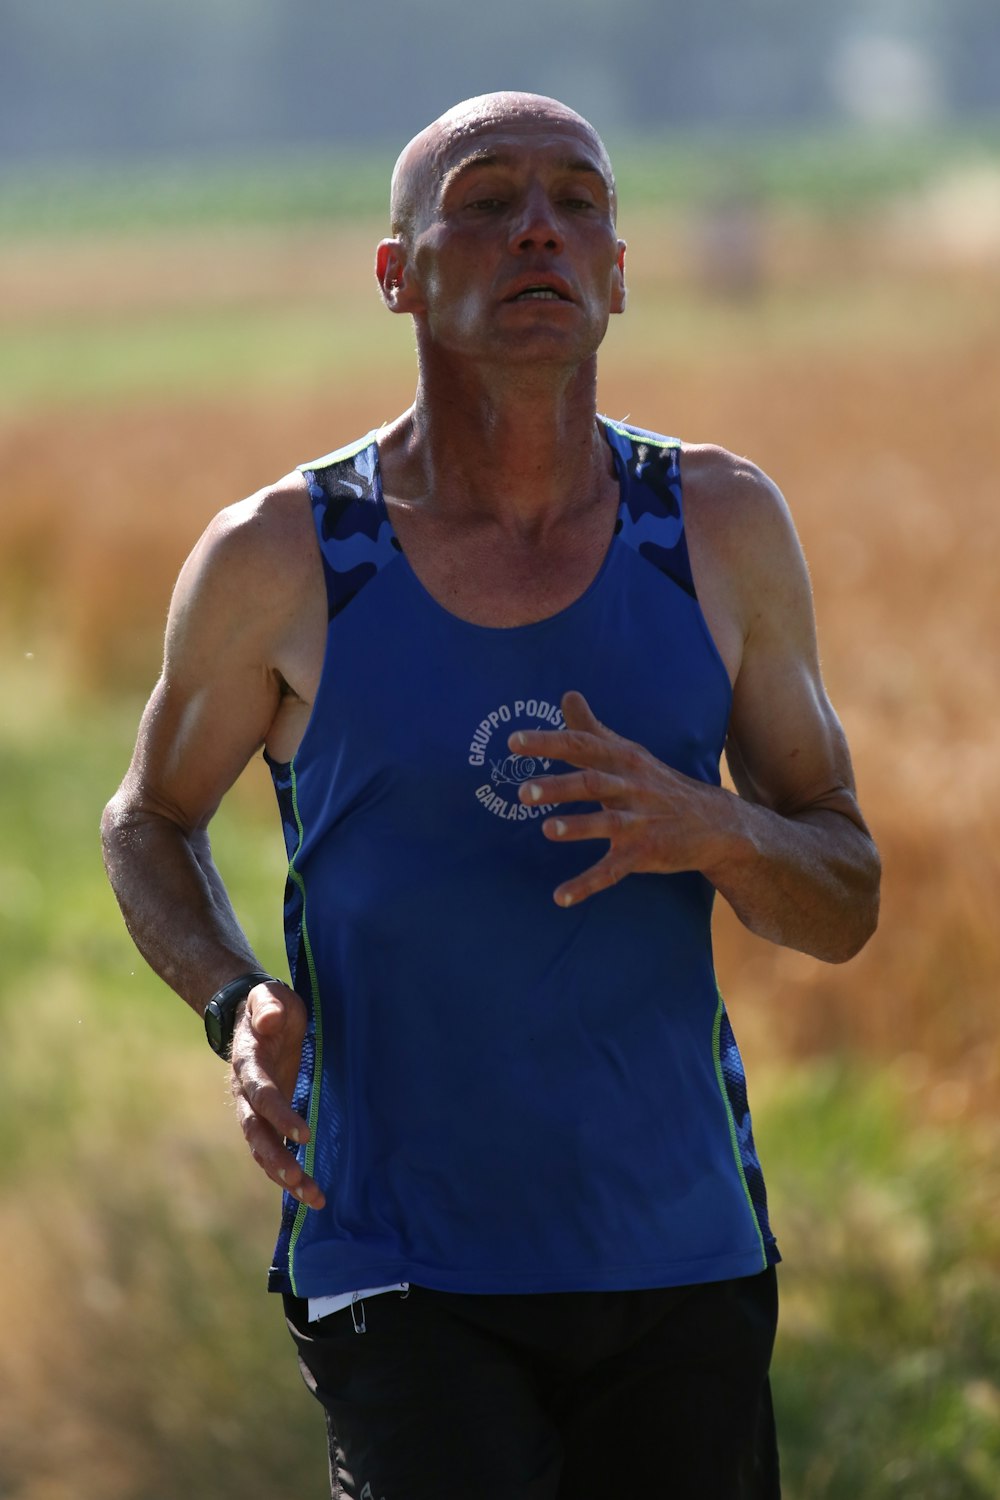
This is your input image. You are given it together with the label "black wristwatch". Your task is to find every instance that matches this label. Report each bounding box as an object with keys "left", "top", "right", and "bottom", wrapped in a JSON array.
[{"left": 203, "top": 970, "right": 276, "bottom": 1060}]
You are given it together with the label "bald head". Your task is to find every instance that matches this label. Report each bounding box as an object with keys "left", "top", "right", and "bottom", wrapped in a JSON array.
[{"left": 389, "top": 92, "right": 617, "bottom": 241}]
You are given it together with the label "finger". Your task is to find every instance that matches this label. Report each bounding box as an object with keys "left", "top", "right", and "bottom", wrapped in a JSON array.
[
  {"left": 551, "top": 850, "right": 631, "bottom": 909},
  {"left": 507, "top": 725, "right": 627, "bottom": 771},
  {"left": 541, "top": 810, "right": 626, "bottom": 843},
  {"left": 236, "top": 1096, "right": 326, "bottom": 1209},
  {"left": 517, "top": 769, "right": 629, "bottom": 808},
  {"left": 244, "top": 1128, "right": 326, "bottom": 1206},
  {"left": 560, "top": 690, "right": 603, "bottom": 734},
  {"left": 234, "top": 1067, "right": 312, "bottom": 1145}
]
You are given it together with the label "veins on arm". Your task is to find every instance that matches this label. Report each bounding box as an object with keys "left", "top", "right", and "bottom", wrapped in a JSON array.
[
  {"left": 689, "top": 448, "right": 880, "bottom": 960},
  {"left": 102, "top": 482, "right": 307, "bottom": 1009}
]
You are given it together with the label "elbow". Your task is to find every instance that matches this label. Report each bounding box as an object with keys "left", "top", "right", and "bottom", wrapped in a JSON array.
[
  {"left": 100, "top": 794, "right": 124, "bottom": 869},
  {"left": 827, "top": 838, "right": 882, "bottom": 963},
  {"left": 827, "top": 905, "right": 879, "bottom": 964},
  {"left": 100, "top": 786, "right": 147, "bottom": 874}
]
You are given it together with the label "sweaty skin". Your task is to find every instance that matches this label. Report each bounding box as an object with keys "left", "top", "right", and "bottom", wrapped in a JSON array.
[
  {"left": 102, "top": 92, "right": 880, "bottom": 1212},
  {"left": 388, "top": 92, "right": 619, "bottom": 241}
]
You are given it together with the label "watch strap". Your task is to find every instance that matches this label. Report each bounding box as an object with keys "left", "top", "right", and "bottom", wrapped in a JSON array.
[{"left": 203, "top": 969, "right": 276, "bottom": 1060}]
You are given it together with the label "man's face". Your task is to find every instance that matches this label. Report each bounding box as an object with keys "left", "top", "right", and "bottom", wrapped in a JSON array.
[{"left": 385, "top": 105, "right": 626, "bottom": 369}]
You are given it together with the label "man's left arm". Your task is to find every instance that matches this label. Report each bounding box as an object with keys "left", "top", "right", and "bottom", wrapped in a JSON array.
[{"left": 508, "top": 462, "right": 880, "bottom": 963}]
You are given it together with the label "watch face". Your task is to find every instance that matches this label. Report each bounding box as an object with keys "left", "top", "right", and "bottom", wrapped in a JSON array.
[
  {"left": 204, "top": 972, "right": 271, "bottom": 1059},
  {"left": 204, "top": 1000, "right": 226, "bottom": 1056}
]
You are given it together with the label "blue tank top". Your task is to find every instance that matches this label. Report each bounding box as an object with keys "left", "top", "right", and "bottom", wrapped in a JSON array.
[{"left": 265, "top": 418, "right": 779, "bottom": 1297}]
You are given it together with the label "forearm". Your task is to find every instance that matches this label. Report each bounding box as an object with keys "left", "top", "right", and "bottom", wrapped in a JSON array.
[
  {"left": 101, "top": 797, "right": 262, "bottom": 1012},
  {"left": 705, "top": 793, "right": 880, "bottom": 963}
]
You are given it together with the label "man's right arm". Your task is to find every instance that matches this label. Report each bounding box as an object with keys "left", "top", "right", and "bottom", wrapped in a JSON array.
[{"left": 101, "top": 482, "right": 326, "bottom": 1208}]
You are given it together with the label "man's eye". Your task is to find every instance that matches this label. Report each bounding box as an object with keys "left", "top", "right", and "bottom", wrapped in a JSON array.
[
  {"left": 467, "top": 198, "right": 505, "bottom": 211},
  {"left": 563, "top": 197, "right": 595, "bottom": 211}
]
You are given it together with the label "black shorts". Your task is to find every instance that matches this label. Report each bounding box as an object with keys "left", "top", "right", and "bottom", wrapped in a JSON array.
[{"left": 284, "top": 1268, "right": 780, "bottom": 1500}]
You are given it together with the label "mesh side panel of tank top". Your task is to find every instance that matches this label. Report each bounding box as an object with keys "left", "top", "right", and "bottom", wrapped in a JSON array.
[
  {"left": 302, "top": 445, "right": 399, "bottom": 621},
  {"left": 717, "top": 1006, "right": 775, "bottom": 1251},
  {"left": 266, "top": 758, "right": 320, "bottom": 1291}
]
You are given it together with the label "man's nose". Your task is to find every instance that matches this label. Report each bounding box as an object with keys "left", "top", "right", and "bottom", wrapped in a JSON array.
[{"left": 509, "top": 187, "right": 564, "bottom": 253}]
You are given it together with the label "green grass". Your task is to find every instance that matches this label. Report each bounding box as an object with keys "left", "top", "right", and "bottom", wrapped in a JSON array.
[
  {"left": 5, "top": 120, "right": 998, "bottom": 417},
  {"left": 611, "top": 121, "right": 1000, "bottom": 215},
  {"left": 2, "top": 669, "right": 998, "bottom": 1498},
  {"left": 0, "top": 296, "right": 404, "bottom": 412},
  {"left": 762, "top": 1064, "right": 1000, "bottom": 1498},
  {"left": 2, "top": 123, "right": 998, "bottom": 240},
  {"left": 2, "top": 263, "right": 990, "bottom": 417},
  {"left": 0, "top": 148, "right": 395, "bottom": 240}
]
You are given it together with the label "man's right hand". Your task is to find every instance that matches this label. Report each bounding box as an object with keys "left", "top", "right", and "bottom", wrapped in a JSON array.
[{"left": 230, "top": 980, "right": 327, "bottom": 1210}]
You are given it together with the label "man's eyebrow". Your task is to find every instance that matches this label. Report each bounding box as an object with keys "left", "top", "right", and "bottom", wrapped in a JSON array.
[{"left": 439, "top": 151, "right": 611, "bottom": 199}]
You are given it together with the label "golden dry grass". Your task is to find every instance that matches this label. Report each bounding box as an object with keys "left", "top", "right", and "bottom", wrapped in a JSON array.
[
  {"left": 3, "top": 221, "right": 998, "bottom": 1104},
  {"left": 1, "top": 211, "right": 999, "bottom": 1499}
]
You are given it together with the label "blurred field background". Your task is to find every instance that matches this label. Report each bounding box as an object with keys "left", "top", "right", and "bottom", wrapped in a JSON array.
[{"left": 2, "top": 75, "right": 1000, "bottom": 1500}]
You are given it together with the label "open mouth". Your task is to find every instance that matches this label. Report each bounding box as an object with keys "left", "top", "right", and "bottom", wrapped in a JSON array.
[{"left": 509, "top": 285, "right": 570, "bottom": 302}]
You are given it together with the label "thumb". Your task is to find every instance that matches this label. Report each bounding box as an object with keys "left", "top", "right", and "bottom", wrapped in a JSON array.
[{"left": 247, "top": 984, "right": 287, "bottom": 1036}]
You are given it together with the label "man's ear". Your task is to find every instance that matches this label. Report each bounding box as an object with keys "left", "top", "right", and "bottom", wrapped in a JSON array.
[
  {"left": 376, "top": 238, "right": 422, "bottom": 313},
  {"left": 610, "top": 239, "right": 627, "bottom": 315}
]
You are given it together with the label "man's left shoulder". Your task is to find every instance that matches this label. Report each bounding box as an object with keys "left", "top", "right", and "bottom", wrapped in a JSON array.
[
  {"left": 681, "top": 442, "right": 784, "bottom": 515},
  {"left": 681, "top": 441, "right": 804, "bottom": 563}
]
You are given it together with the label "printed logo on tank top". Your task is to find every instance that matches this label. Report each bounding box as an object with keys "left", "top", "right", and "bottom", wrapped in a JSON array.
[{"left": 468, "top": 697, "right": 562, "bottom": 821}]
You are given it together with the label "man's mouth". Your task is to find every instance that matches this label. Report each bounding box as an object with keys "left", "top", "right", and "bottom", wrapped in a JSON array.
[{"left": 509, "top": 285, "right": 570, "bottom": 302}]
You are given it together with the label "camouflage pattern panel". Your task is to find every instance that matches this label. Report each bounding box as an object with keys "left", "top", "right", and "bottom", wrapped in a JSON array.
[
  {"left": 298, "top": 433, "right": 400, "bottom": 622},
  {"left": 602, "top": 418, "right": 696, "bottom": 600}
]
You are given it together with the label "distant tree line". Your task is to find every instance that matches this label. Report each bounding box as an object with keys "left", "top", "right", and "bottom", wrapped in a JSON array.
[{"left": 1, "top": 0, "right": 998, "bottom": 166}]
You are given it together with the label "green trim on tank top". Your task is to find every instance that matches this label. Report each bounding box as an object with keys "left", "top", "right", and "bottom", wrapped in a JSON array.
[
  {"left": 712, "top": 991, "right": 768, "bottom": 1270},
  {"left": 286, "top": 761, "right": 326, "bottom": 1298}
]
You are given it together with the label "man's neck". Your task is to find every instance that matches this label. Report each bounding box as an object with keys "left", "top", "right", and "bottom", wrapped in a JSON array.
[{"left": 378, "top": 359, "right": 614, "bottom": 540}]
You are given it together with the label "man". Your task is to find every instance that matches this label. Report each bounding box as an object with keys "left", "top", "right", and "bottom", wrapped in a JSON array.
[{"left": 102, "top": 92, "right": 879, "bottom": 1498}]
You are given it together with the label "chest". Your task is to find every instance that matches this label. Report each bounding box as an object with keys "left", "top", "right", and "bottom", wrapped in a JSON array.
[
  {"left": 383, "top": 497, "right": 618, "bottom": 630},
  {"left": 293, "top": 537, "right": 733, "bottom": 838},
  {"left": 267, "top": 440, "right": 744, "bottom": 763}
]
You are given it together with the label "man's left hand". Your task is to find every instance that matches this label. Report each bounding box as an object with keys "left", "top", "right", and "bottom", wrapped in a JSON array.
[{"left": 509, "top": 690, "right": 733, "bottom": 908}]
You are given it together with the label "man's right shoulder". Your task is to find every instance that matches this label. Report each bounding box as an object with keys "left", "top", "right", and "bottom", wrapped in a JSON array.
[
  {"left": 210, "top": 468, "right": 311, "bottom": 543},
  {"left": 189, "top": 470, "right": 313, "bottom": 579},
  {"left": 168, "top": 471, "right": 319, "bottom": 641}
]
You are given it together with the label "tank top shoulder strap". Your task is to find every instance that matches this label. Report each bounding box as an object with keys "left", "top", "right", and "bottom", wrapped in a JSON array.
[
  {"left": 297, "top": 431, "right": 400, "bottom": 620},
  {"left": 601, "top": 417, "right": 696, "bottom": 600}
]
